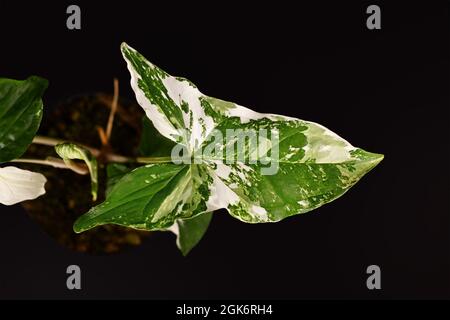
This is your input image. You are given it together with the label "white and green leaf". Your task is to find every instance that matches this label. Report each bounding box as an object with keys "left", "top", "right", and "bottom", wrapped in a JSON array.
[{"left": 74, "top": 43, "right": 383, "bottom": 253}]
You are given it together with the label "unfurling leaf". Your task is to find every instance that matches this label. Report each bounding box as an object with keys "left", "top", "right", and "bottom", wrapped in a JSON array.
[
  {"left": 55, "top": 143, "right": 98, "bottom": 201},
  {"left": 74, "top": 43, "right": 383, "bottom": 255},
  {"left": 0, "top": 166, "right": 47, "bottom": 205},
  {"left": 0, "top": 76, "right": 48, "bottom": 162}
]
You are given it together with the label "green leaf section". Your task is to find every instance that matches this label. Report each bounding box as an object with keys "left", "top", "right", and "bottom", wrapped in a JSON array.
[
  {"left": 74, "top": 163, "right": 190, "bottom": 232},
  {"left": 55, "top": 143, "right": 98, "bottom": 201},
  {"left": 175, "top": 212, "right": 213, "bottom": 256},
  {"left": 139, "top": 117, "right": 176, "bottom": 157},
  {"left": 104, "top": 123, "right": 211, "bottom": 255},
  {"left": 0, "top": 76, "right": 48, "bottom": 162},
  {"left": 138, "top": 118, "right": 212, "bottom": 254}
]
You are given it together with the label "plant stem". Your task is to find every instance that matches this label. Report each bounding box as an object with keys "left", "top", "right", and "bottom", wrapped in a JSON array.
[
  {"left": 106, "top": 78, "right": 119, "bottom": 141},
  {"left": 32, "top": 135, "right": 66, "bottom": 147},
  {"left": 33, "top": 136, "right": 179, "bottom": 165},
  {"left": 32, "top": 135, "right": 132, "bottom": 163},
  {"left": 136, "top": 156, "right": 174, "bottom": 164},
  {"left": 33, "top": 135, "right": 97, "bottom": 155},
  {"left": 10, "top": 157, "right": 89, "bottom": 174}
]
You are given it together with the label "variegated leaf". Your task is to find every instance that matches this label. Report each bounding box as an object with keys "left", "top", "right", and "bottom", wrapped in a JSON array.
[{"left": 74, "top": 44, "right": 383, "bottom": 248}]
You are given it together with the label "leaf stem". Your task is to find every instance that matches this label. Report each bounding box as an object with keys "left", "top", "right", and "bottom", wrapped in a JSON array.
[
  {"left": 136, "top": 156, "right": 174, "bottom": 164},
  {"left": 106, "top": 78, "right": 119, "bottom": 141},
  {"left": 33, "top": 135, "right": 97, "bottom": 154},
  {"left": 32, "top": 135, "right": 65, "bottom": 147},
  {"left": 9, "top": 157, "right": 89, "bottom": 174},
  {"left": 33, "top": 136, "right": 179, "bottom": 165},
  {"left": 32, "top": 135, "right": 132, "bottom": 163}
]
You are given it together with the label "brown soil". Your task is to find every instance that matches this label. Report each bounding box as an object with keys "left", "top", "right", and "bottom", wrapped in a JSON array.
[{"left": 19, "top": 93, "right": 150, "bottom": 254}]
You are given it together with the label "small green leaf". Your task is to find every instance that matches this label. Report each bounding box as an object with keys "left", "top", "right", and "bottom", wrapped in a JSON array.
[
  {"left": 170, "top": 212, "right": 213, "bottom": 256},
  {"left": 55, "top": 143, "right": 98, "bottom": 201},
  {"left": 0, "top": 76, "right": 48, "bottom": 163},
  {"left": 139, "top": 117, "right": 176, "bottom": 157}
]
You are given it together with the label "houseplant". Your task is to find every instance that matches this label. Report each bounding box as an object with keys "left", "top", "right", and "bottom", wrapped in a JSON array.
[{"left": 0, "top": 43, "right": 383, "bottom": 255}]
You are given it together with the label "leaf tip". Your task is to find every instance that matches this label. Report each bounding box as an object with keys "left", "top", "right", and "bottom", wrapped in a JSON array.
[
  {"left": 357, "top": 150, "right": 384, "bottom": 175},
  {"left": 369, "top": 152, "right": 384, "bottom": 166},
  {"left": 73, "top": 213, "right": 92, "bottom": 234},
  {"left": 27, "top": 75, "right": 49, "bottom": 92},
  {"left": 120, "top": 42, "right": 133, "bottom": 55},
  {"left": 179, "top": 245, "right": 191, "bottom": 257},
  {"left": 72, "top": 219, "right": 84, "bottom": 234}
]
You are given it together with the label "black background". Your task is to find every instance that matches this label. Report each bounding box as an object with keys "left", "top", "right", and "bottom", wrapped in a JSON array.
[{"left": 0, "top": 1, "right": 448, "bottom": 299}]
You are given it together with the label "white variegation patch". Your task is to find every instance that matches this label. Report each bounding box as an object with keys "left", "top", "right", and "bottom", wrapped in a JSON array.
[
  {"left": 166, "top": 221, "right": 179, "bottom": 236},
  {"left": 301, "top": 121, "right": 356, "bottom": 163},
  {"left": 160, "top": 77, "right": 216, "bottom": 150},
  {"left": 205, "top": 167, "right": 240, "bottom": 211},
  {"left": 0, "top": 166, "right": 46, "bottom": 205},
  {"left": 249, "top": 204, "right": 268, "bottom": 221},
  {"left": 225, "top": 103, "right": 267, "bottom": 124},
  {"left": 225, "top": 105, "right": 298, "bottom": 124}
]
